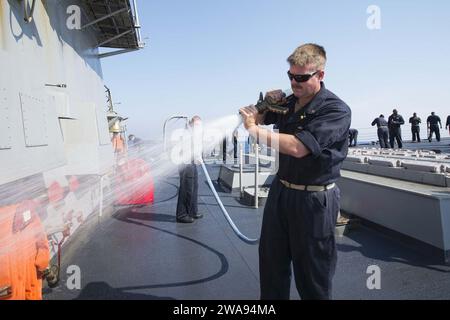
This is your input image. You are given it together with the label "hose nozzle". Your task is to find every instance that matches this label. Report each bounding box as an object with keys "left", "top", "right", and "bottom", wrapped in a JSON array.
[{"left": 255, "top": 90, "right": 290, "bottom": 115}]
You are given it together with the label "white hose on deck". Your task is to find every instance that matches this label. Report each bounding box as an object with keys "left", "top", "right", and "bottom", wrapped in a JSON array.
[{"left": 200, "top": 159, "right": 259, "bottom": 245}]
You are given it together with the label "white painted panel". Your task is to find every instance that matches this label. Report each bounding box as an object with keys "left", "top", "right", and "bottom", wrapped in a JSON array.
[
  {"left": 50, "top": 92, "right": 73, "bottom": 119},
  {"left": 95, "top": 105, "right": 111, "bottom": 145},
  {"left": 19, "top": 92, "right": 49, "bottom": 147}
]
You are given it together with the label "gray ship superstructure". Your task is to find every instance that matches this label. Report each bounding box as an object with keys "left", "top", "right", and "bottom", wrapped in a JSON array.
[{"left": 0, "top": 0, "right": 143, "bottom": 263}]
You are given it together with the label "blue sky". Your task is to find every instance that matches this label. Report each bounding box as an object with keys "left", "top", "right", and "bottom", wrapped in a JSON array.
[{"left": 101, "top": 0, "right": 450, "bottom": 141}]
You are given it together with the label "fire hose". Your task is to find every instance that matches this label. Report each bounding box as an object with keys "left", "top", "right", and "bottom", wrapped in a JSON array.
[
  {"left": 164, "top": 88, "right": 293, "bottom": 246},
  {"left": 199, "top": 159, "right": 259, "bottom": 245},
  {"left": 200, "top": 89, "right": 290, "bottom": 244}
]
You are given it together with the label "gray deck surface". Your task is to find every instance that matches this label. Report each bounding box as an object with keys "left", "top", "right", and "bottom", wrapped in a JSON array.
[
  {"left": 341, "top": 170, "right": 450, "bottom": 197},
  {"left": 44, "top": 163, "right": 450, "bottom": 300}
]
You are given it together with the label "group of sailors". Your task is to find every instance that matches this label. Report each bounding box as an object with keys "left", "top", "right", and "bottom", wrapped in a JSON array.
[{"left": 365, "top": 110, "right": 449, "bottom": 149}]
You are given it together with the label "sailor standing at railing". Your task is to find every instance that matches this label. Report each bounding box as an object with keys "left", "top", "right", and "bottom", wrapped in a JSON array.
[
  {"left": 409, "top": 113, "right": 422, "bottom": 143},
  {"left": 175, "top": 116, "right": 204, "bottom": 223},
  {"left": 388, "top": 109, "right": 405, "bottom": 149},
  {"left": 427, "top": 112, "right": 442, "bottom": 142},
  {"left": 371, "top": 114, "right": 389, "bottom": 148},
  {"left": 239, "top": 43, "right": 351, "bottom": 300}
]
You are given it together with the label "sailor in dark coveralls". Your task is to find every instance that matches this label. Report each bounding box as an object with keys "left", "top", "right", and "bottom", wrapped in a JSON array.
[
  {"left": 371, "top": 114, "right": 389, "bottom": 148},
  {"left": 388, "top": 109, "right": 405, "bottom": 149},
  {"left": 176, "top": 116, "right": 203, "bottom": 223},
  {"left": 348, "top": 128, "right": 358, "bottom": 147},
  {"left": 427, "top": 112, "right": 442, "bottom": 142},
  {"left": 446, "top": 115, "right": 450, "bottom": 136},
  {"left": 239, "top": 43, "right": 351, "bottom": 299},
  {"left": 408, "top": 113, "right": 421, "bottom": 142}
]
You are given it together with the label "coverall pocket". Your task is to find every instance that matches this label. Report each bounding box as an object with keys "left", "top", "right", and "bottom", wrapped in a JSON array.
[{"left": 308, "top": 191, "right": 333, "bottom": 239}]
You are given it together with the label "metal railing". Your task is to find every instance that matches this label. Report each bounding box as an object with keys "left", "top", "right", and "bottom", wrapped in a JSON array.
[
  {"left": 163, "top": 116, "right": 189, "bottom": 153},
  {"left": 22, "top": 0, "right": 37, "bottom": 23}
]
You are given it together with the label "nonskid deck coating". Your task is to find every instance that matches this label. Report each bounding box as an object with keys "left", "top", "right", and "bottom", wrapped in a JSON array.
[{"left": 44, "top": 164, "right": 450, "bottom": 300}]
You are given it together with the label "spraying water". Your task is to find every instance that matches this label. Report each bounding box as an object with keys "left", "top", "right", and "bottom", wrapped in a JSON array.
[
  {"left": 200, "top": 114, "right": 242, "bottom": 154},
  {"left": 0, "top": 113, "right": 254, "bottom": 289}
]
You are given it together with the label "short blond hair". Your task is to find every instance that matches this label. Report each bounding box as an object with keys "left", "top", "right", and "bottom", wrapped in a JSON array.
[{"left": 287, "top": 43, "right": 326, "bottom": 70}]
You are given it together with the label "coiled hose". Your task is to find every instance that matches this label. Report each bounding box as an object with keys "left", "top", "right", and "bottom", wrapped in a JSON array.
[{"left": 200, "top": 159, "right": 259, "bottom": 245}]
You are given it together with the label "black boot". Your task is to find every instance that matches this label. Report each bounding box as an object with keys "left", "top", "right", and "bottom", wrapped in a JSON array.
[{"left": 177, "top": 215, "right": 195, "bottom": 223}]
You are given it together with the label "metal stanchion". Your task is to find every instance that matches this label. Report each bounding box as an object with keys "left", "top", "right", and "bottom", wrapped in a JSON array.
[
  {"left": 239, "top": 143, "right": 244, "bottom": 198},
  {"left": 254, "top": 143, "right": 259, "bottom": 208},
  {"left": 98, "top": 174, "right": 107, "bottom": 223}
]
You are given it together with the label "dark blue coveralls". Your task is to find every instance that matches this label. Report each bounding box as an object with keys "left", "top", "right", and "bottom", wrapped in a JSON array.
[
  {"left": 176, "top": 163, "right": 198, "bottom": 219},
  {"left": 371, "top": 117, "right": 389, "bottom": 148},
  {"left": 409, "top": 116, "right": 421, "bottom": 142},
  {"left": 427, "top": 115, "right": 442, "bottom": 142},
  {"left": 176, "top": 128, "right": 199, "bottom": 219},
  {"left": 261, "top": 82, "right": 351, "bottom": 300},
  {"left": 348, "top": 129, "right": 358, "bottom": 147},
  {"left": 388, "top": 114, "right": 405, "bottom": 149}
]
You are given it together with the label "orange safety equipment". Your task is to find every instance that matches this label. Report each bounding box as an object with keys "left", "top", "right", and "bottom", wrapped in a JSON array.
[
  {"left": 0, "top": 200, "right": 50, "bottom": 300},
  {"left": 112, "top": 134, "right": 125, "bottom": 154},
  {"left": 47, "top": 181, "right": 65, "bottom": 204},
  {"left": 68, "top": 176, "right": 80, "bottom": 193},
  {"left": 115, "top": 158, "right": 154, "bottom": 205}
]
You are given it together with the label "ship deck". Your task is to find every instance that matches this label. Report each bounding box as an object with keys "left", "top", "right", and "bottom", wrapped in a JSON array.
[{"left": 43, "top": 160, "right": 450, "bottom": 300}]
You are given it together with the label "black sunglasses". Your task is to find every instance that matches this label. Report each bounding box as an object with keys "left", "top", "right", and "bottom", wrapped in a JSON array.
[{"left": 287, "top": 70, "right": 320, "bottom": 83}]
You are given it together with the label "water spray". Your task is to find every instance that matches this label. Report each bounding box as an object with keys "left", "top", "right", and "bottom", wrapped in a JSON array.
[
  {"left": 198, "top": 89, "right": 292, "bottom": 244},
  {"left": 163, "top": 115, "right": 259, "bottom": 244},
  {"left": 161, "top": 88, "right": 292, "bottom": 244}
]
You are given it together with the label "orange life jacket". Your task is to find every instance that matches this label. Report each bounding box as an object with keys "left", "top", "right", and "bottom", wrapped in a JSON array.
[{"left": 0, "top": 200, "right": 50, "bottom": 300}]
